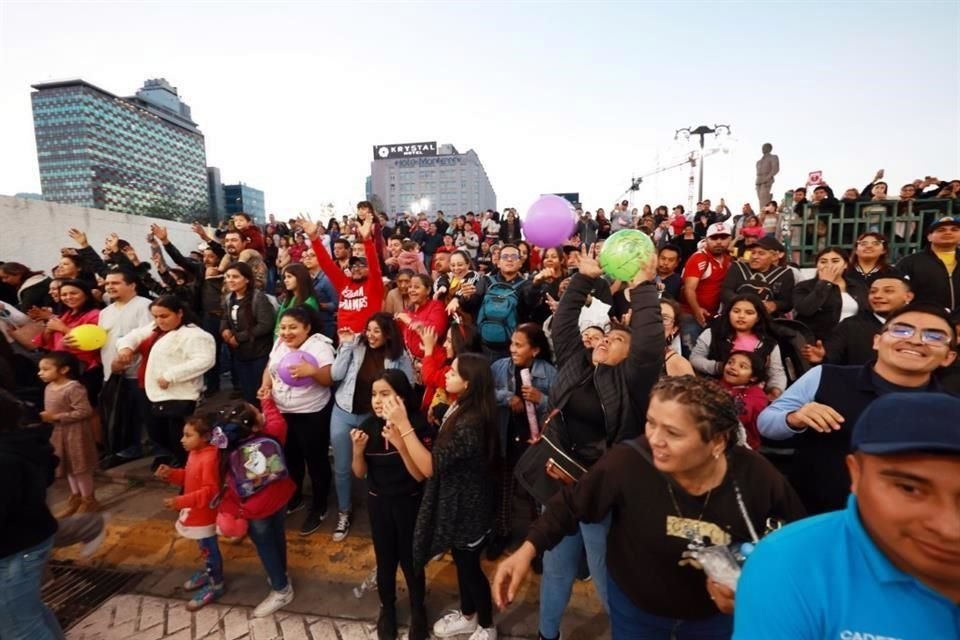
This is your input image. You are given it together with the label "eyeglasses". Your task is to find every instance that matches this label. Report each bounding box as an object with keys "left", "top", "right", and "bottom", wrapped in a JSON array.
[
  {"left": 500, "top": 253, "right": 521, "bottom": 260},
  {"left": 856, "top": 240, "right": 883, "bottom": 247},
  {"left": 884, "top": 322, "right": 952, "bottom": 346}
]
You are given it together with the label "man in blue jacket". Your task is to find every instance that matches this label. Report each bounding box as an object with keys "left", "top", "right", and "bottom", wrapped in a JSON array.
[{"left": 735, "top": 393, "right": 960, "bottom": 639}]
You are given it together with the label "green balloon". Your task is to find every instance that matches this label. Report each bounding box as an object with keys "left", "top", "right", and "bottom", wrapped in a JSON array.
[{"left": 599, "top": 229, "right": 654, "bottom": 282}]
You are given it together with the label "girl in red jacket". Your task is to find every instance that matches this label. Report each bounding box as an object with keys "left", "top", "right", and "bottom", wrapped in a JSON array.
[
  {"left": 719, "top": 350, "right": 770, "bottom": 450},
  {"left": 211, "top": 396, "right": 296, "bottom": 618},
  {"left": 155, "top": 415, "right": 223, "bottom": 610}
]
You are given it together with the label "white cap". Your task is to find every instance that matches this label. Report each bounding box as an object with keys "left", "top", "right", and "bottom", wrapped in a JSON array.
[{"left": 706, "top": 222, "right": 731, "bottom": 237}]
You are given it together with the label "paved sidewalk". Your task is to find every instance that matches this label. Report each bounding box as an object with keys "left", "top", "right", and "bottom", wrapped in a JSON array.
[{"left": 67, "top": 593, "right": 409, "bottom": 640}]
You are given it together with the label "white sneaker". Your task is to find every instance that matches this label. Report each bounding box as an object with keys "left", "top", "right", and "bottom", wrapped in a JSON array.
[
  {"left": 253, "top": 584, "right": 294, "bottom": 618},
  {"left": 468, "top": 627, "right": 498, "bottom": 640},
  {"left": 332, "top": 511, "right": 351, "bottom": 542},
  {"left": 433, "top": 610, "right": 478, "bottom": 638}
]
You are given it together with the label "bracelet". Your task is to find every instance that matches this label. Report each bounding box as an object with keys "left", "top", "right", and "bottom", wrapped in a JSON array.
[{"left": 400, "top": 428, "right": 415, "bottom": 439}]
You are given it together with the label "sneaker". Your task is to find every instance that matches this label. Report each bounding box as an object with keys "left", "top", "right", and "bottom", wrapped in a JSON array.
[
  {"left": 299, "top": 508, "right": 328, "bottom": 537},
  {"left": 183, "top": 570, "right": 210, "bottom": 591},
  {"left": 253, "top": 583, "right": 294, "bottom": 618},
  {"left": 286, "top": 495, "right": 305, "bottom": 515},
  {"left": 468, "top": 627, "right": 498, "bottom": 640},
  {"left": 332, "top": 511, "right": 351, "bottom": 542},
  {"left": 186, "top": 582, "right": 224, "bottom": 611},
  {"left": 432, "top": 610, "right": 478, "bottom": 638},
  {"left": 376, "top": 605, "right": 398, "bottom": 640}
]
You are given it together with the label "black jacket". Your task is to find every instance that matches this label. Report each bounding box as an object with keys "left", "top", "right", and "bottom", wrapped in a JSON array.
[
  {"left": 721, "top": 261, "right": 795, "bottom": 315},
  {"left": 549, "top": 273, "right": 663, "bottom": 466},
  {"left": 896, "top": 247, "right": 960, "bottom": 312},
  {"left": 823, "top": 310, "right": 882, "bottom": 366},
  {"left": 0, "top": 424, "right": 58, "bottom": 558},
  {"left": 792, "top": 275, "right": 868, "bottom": 341},
  {"left": 221, "top": 290, "right": 275, "bottom": 360}
]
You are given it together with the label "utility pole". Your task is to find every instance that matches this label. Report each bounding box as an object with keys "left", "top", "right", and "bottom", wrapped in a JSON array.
[{"left": 675, "top": 124, "right": 731, "bottom": 203}]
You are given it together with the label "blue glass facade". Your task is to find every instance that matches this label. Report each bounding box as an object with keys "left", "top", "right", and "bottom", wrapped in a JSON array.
[
  {"left": 223, "top": 184, "right": 266, "bottom": 223},
  {"left": 30, "top": 80, "right": 209, "bottom": 219}
]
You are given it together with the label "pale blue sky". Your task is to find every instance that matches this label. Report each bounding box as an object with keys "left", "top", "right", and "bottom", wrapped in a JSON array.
[{"left": 1, "top": 1, "right": 957, "bottom": 217}]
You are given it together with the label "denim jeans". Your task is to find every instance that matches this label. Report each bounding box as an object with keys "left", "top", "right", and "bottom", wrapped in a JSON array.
[
  {"left": 538, "top": 514, "right": 611, "bottom": 639},
  {"left": 0, "top": 537, "right": 64, "bottom": 640},
  {"left": 247, "top": 509, "right": 288, "bottom": 591},
  {"left": 607, "top": 576, "right": 732, "bottom": 640},
  {"left": 330, "top": 404, "right": 370, "bottom": 513},
  {"left": 198, "top": 536, "right": 224, "bottom": 585},
  {"left": 233, "top": 355, "right": 268, "bottom": 406},
  {"left": 678, "top": 313, "right": 705, "bottom": 359}
]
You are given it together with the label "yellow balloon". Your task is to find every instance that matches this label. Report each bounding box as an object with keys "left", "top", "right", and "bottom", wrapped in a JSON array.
[{"left": 68, "top": 324, "right": 107, "bottom": 351}]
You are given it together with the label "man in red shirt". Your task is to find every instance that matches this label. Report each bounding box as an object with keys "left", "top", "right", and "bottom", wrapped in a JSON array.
[
  {"left": 679, "top": 222, "right": 733, "bottom": 355},
  {"left": 300, "top": 213, "right": 384, "bottom": 333}
]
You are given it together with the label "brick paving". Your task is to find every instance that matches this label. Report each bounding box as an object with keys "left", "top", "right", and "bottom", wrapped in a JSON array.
[{"left": 66, "top": 594, "right": 391, "bottom": 640}]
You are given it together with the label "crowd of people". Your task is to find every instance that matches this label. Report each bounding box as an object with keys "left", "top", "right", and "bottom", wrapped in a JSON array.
[{"left": 1, "top": 177, "right": 958, "bottom": 640}]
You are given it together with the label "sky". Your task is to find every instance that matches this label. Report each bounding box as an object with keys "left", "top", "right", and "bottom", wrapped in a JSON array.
[{"left": 1, "top": 1, "right": 958, "bottom": 219}]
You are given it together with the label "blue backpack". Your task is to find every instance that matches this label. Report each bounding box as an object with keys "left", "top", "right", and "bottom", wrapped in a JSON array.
[{"left": 477, "top": 275, "right": 523, "bottom": 345}]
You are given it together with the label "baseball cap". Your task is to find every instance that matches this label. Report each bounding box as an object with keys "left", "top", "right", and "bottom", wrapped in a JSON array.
[
  {"left": 755, "top": 235, "right": 786, "bottom": 252},
  {"left": 706, "top": 223, "right": 731, "bottom": 238},
  {"left": 927, "top": 215, "right": 959, "bottom": 233},
  {"left": 852, "top": 393, "right": 960, "bottom": 455}
]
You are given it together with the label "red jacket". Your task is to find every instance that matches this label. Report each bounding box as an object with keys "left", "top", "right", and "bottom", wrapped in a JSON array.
[
  {"left": 167, "top": 444, "right": 219, "bottom": 534},
  {"left": 220, "top": 397, "right": 295, "bottom": 520},
  {"left": 313, "top": 236, "right": 385, "bottom": 333},
  {"left": 721, "top": 381, "right": 769, "bottom": 450},
  {"left": 402, "top": 300, "right": 449, "bottom": 361},
  {"left": 239, "top": 225, "right": 266, "bottom": 256}
]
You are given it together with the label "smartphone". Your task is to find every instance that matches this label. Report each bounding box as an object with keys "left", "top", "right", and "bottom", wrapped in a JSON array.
[{"left": 547, "top": 458, "right": 578, "bottom": 484}]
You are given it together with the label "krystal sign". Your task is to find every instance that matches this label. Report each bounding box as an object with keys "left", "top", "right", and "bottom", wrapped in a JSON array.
[{"left": 373, "top": 142, "right": 438, "bottom": 160}]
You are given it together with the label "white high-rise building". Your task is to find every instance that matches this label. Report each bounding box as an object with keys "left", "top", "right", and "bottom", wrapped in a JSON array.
[{"left": 368, "top": 141, "right": 496, "bottom": 217}]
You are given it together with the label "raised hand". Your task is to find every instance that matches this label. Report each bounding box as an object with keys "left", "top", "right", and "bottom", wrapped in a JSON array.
[
  {"left": 577, "top": 246, "right": 603, "bottom": 279},
  {"left": 351, "top": 428, "right": 369, "bottom": 452},
  {"left": 358, "top": 215, "right": 373, "bottom": 241},
  {"left": 418, "top": 325, "right": 438, "bottom": 353},
  {"left": 296, "top": 215, "right": 319, "bottom": 239},
  {"left": 337, "top": 327, "right": 357, "bottom": 345},
  {"left": 150, "top": 223, "right": 169, "bottom": 244},
  {"left": 67, "top": 228, "right": 89, "bottom": 248},
  {"left": 190, "top": 222, "right": 211, "bottom": 242}
]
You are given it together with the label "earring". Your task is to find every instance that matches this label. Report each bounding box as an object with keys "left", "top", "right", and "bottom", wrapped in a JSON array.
[{"left": 713, "top": 451, "right": 721, "bottom": 460}]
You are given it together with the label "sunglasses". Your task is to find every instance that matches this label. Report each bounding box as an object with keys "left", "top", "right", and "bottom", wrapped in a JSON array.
[{"left": 884, "top": 322, "right": 952, "bottom": 346}]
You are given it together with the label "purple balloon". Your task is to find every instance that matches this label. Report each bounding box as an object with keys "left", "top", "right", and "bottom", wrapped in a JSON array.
[
  {"left": 522, "top": 195, "right": 577, "bottom": 248},
  {"left": 278, "top": 350, "right": 319, "bottom": 387}
]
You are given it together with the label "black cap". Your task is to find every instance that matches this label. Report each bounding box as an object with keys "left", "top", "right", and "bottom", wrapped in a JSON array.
[
  {"left": 755, "top": 235, "right": 786, "bottom": 252},
  {"left": 348, "top": 256, "right": 368, "bottom": 267},
  {"left": 928, "top": 215, "right": 959, "bottom": 233}
]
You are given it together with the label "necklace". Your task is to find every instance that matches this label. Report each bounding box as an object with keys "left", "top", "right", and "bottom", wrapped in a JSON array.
[{"left": 667, "top": 481, "right": 713, "bottom": 529}]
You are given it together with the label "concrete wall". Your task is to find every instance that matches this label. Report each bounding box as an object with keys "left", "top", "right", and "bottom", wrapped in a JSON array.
[{"left": 0, "top": 195, "right": 211, "bottom": 272}]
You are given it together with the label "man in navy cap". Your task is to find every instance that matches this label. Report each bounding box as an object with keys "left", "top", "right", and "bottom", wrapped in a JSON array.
[
  {"left": 734, "top": 392, "right": 960, "bottom": 639},
  {"left": 896, "top": 215, "right": 960, "bottom": 313}
]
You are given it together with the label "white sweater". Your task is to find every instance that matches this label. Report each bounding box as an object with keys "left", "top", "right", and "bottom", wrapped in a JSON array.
[{"left": 117, "top": 323, "right": 216, "bottom": 402}]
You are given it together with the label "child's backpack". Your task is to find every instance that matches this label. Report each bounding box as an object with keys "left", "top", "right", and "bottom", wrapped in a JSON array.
[
  {"left": 228, "top": 435, "right": 289, "bottom": 500},
  {"left": 477, "top": 276, "right": 523, "bottom": 346}
]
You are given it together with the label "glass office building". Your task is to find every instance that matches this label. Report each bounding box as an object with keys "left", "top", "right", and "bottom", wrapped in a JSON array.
[
  {"left": 223, "top": 183, "right": 266, "bottom": 223},
  {"left": 30, "top": 79, "right": 209, "bottom": 218}
]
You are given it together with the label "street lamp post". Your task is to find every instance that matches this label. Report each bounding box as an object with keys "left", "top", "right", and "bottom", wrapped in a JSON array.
[{"left": 675, "top": 124, "right": 732, "bottom": 203}]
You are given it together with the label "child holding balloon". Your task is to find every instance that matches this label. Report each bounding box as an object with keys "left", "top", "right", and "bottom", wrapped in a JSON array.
[
  {"left": 38, "top": 351, "right": 101, "bottom": 515},
  {"left": 258, "top": 307, "right": 336, "bottom": 536}
]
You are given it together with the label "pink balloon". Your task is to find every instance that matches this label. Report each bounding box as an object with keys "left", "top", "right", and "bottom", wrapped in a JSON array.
[
  {"left": 522, "top": 195, "right": 577, "bottom": 247},
  {"left": 278, "top": 350, "right": 319, "bottom": 387}
]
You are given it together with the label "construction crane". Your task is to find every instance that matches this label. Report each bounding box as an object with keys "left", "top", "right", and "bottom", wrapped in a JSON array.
[{"left": 619, "top": 147, "right": 723, "bottom": 208}]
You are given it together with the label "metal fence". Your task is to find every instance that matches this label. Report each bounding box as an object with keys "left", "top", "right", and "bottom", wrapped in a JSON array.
[{"left": 784, "top": 199, "right": 955, "bottom": 266}]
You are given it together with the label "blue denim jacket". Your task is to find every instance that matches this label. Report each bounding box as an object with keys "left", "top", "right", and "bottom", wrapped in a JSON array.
[
  {"left": 332, "top": 339, "right": 414, "bottom": 412},
  {"left": 490, "top": 357, "right": 557, "bottom": 456}
]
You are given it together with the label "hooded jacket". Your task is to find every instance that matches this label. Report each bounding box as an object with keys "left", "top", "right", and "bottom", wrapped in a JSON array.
[
  {"left": 548, "top": 273, "right": 663, "bottom": 467},
  {"left": 0, "top": 424, "right": 58, "bottom": 558}
]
